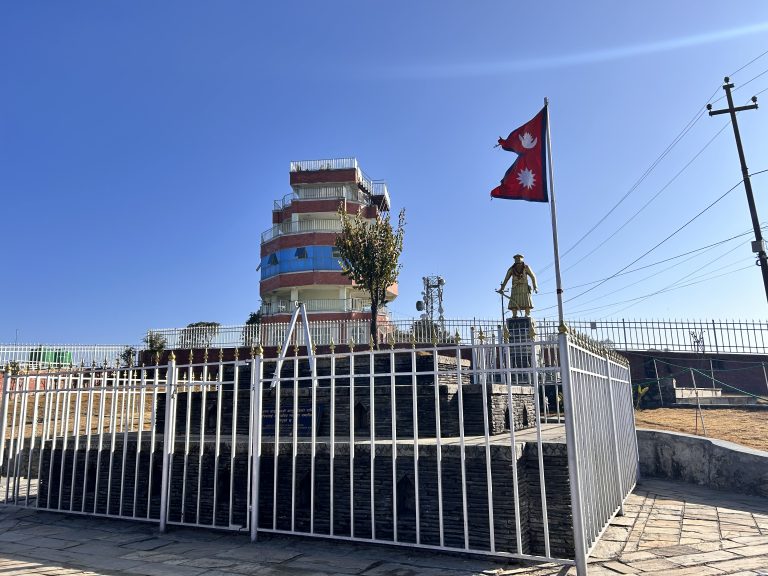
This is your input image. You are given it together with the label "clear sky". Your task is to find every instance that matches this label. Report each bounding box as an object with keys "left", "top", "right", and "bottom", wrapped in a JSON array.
[{"left": 3, "top": 1, "right": 768, "bottom": 344}]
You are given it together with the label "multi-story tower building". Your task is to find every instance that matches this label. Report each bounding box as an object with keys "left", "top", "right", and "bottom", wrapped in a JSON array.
[{"left": 259, "top": 158, "right": 396, "bottom": 323}]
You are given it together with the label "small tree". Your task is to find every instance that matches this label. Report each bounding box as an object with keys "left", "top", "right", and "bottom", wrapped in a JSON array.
[
  {"left": 143, "top": 331, "right": 167, "bottom": 362},
  {"left": 335, "top": 207, "right": 405, "bottom": 343},
  {"left": 242, "top": 311, "right": 262, "bottom": 347},
  {"left": 120, "top": 346, "right": 137, "bottom": 367}
]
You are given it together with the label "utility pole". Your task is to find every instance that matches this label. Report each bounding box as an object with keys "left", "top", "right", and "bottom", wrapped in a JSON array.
[{"left": 707, "top": 77, "right": 768, "bottom": 303}]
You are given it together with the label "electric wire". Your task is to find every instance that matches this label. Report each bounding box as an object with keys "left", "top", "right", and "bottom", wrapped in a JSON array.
[
  {"left": 729, "top": 49, "right": 768, "bottom": 78},
  {"left": 541, "top": 54, "right": 768, "bottom": 276},
  {"left": 560, "top": 177, "right": 744, "bottom": 305},
  {"left": 561, "top": 262, "right": 752, "bottom": 317},
  {"left": 575, "top": 243, "right": 747, "bottom": 316},
  {"left": 539, "top": 225, "right": 761, "bottom": 293},
  {"left": 561, "top": 120, "right": 731, "bottom": 274}
]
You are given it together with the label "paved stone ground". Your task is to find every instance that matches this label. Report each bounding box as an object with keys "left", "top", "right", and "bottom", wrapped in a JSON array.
[{"left": 0, "top": 479, "right": 766, "bottom": 575}]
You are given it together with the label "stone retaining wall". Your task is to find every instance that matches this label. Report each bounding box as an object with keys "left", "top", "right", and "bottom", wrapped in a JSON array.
[{"left": 637, "top": 429, "right": 768, "bottom": 497}]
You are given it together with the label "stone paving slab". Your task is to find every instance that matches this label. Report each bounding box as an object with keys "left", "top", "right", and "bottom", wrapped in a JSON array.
[{"left": 0, "top": 479, "right": 767, "bottom": 574}]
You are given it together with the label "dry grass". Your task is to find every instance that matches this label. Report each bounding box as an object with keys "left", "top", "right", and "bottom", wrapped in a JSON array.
[{"left": 634, "top": 407, "right": 768, "bottom": 452}]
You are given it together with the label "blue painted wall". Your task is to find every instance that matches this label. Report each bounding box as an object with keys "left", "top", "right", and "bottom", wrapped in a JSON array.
[{"left": 261, "top": 245, "right": 342, "bottom": 280}]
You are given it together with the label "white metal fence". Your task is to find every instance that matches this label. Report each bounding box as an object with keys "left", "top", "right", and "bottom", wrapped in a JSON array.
[
  {"left": 569, "top": 318, "right": 768, "bottom": 354},
  {"left": 0, "top": 333, "right": 635, "bottom": 574},
  {"left": 146, "top": 318, "right": 768, "bottom": 355},
  {"left": 0, "top": 345, "right": 134, "bottom": 371}
]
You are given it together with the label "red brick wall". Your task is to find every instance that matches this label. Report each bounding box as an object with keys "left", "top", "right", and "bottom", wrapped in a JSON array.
[{"left": 289, "top": 168, "right": 357, "bottom": 186}]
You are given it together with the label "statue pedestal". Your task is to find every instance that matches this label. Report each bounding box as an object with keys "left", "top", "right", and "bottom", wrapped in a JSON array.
[
  {"left": 506, "top": 316, "right": 534, "bottom": 343},
  {"left": 505, "top": 317, "right": 534, "bottom": 385}
]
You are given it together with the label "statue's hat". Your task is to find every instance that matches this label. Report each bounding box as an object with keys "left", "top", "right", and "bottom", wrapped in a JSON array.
[{"left": 513, "top": 253, "right": 524, "bottom": 259}]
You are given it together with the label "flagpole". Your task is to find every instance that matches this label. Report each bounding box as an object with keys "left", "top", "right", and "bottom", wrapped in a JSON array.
[{"left": 544, "top": 97, "right": 566, "bottom": 332}]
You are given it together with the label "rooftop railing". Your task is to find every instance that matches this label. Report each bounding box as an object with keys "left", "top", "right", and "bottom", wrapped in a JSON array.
[{"left": 290, "top": 158, "right": 358, "bottom": 172}]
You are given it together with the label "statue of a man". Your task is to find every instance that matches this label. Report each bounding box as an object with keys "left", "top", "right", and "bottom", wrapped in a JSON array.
[{"left": 500, "top": 254, "right": 538, "bottom": 317}]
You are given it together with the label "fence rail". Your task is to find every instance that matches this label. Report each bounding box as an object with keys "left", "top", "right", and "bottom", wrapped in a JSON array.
[
  {"left": 568, "top": 319, "right": 768, "bottom": 354},
  {"left": 2, "top": 319, "right": 765, "bottom": 373},
  {"left": 0, "top": 345, "right": 135, "bottom": 370}
]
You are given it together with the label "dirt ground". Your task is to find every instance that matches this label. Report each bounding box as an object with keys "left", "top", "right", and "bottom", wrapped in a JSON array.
[{"left": 634, "top": 407, "right": 768, "bottom": 452}]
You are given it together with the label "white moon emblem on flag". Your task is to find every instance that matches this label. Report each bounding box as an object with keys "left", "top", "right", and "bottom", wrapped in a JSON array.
[
  {"left": 517, "top": 168, "right": 535, "bottom": 189},
  {"left": 519, "top": 132, "right": 537, "bottom": 149}
]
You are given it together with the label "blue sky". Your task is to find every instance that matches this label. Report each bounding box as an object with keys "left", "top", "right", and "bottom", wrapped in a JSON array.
[{"left": 3, "top": 1, "right": 768, "bottom": 344}]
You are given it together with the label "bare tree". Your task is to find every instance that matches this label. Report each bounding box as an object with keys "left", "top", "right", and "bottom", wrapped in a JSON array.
[{"left": 335, "top": 207, "right": 405, "bottom": 343}]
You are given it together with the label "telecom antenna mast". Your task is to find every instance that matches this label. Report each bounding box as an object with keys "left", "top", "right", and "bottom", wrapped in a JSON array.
[{"left": 416, "top": 275, "right": 446, "bottom": 333}]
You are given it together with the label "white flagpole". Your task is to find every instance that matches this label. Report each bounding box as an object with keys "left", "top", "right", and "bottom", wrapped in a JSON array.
[{"left": 544, "top": 97, "right": 566, "bottom": 331}]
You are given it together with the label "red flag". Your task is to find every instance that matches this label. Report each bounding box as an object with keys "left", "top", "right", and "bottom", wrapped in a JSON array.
[{"left": 491, "top": 106, "right": 548, "bottom": 202}]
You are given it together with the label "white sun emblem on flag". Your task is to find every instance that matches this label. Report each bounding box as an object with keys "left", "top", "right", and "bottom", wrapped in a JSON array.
[
  {"left": 517, "top": 168, "right": 536, "bottom": 189},
  {"left": 519, "top": 132, "right": 537, "bottom": 149}
]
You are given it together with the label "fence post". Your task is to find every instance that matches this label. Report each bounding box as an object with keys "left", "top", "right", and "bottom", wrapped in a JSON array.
[
  {"left": 0, "top": 366, "right": 10, "bottom": 472},
  {"left": 605, "top": 353, "right": 625, "bottom": 516},
  {"left": 559, "top": 333, "right": 588, "bottom": 576},
  {"left": 159, "top": 352, "right": 176, "bottom": 533},
  {"left": 250, "top": 348, "right": 263, "bottom": 542}
]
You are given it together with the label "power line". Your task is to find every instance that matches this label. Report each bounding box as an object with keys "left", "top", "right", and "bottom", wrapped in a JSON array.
[
  {"left": 563, "top": 261, "right": 752, "bottom": 317},
  {"left": 561, "top": 177, "right": 743, "bottom": 305},
  {"left": 561, "top": 120, "right": 731, "bottom": 274},
  {"left": 543, "top": 106, "right": 710, "bottom": 273},
  {"left": 541, "top": 54, "right": 768, "bottom": 276},
  {"left": 602, "top": 250, "right": 750, "bottom": 318},
  {"left": 729, "top": 49, "right": 768, "bottom": 77},
  {"left": 569, "top": 239, "right": 748, "bottom": 316},
  {"left": 539, "top": 225, "right": 759, "bottom": 294}
]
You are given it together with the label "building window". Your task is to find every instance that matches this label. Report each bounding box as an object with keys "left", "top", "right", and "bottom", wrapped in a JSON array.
[
  {"left": 295, "top": 247, "right": 308, "bottom": 259},
  {"left": 332, "top": 247, "right": 341, "bottom": 258},
  {"left": 267, "top": 254, "right": 278, "bottom": 266}
]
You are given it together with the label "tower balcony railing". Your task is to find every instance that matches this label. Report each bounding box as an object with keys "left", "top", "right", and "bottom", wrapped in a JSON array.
[
  {"left": 273, "top": 185, "right": 369, "bottom": 211},
  {"left": 260, "top": 298, "right": 374, "bottom": 316},
  {"left": 261, "top": 218, "right": 343, "bottom": 243}
]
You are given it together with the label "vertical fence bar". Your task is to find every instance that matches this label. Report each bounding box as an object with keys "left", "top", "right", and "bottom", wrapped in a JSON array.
[
  {"left": 559, "top": 334, "right": 588, "bottom": 576},
  {"left": 0, "top": 368, "right": 10, "bottom": 474},
  {"left": 214, "top": 351, "right": 223, "bottom": 527},
  {"left": 456, "top": 342, "right": 469, "bottom": 551},
  {"left": 329, "top": 349, "right": 336, "bottom": 537},
  {"left": 230, "top": 354, "right": 240, "bottom": 528},
  {"left": 159, "top": 354, "right": 176, "bottom": 533},
  {"left": 505, "top": 343, "right": 523, "bottom": 555},
  {"left": 410, "top": 345, "right": 420, "bottom": 545},
  {"left": 310, "top": 350, "right": 317, "bottom": 535},
  {"left": 432, "top": 345, "right": 445, "bottom": 548},
  {"left": 369, "top": 345, "right": 376, "bottom": 541},
  {"left": 478, "top": 340, "right": 495, "bottom": 553},
  {"left": 349, "top": 347, "right": 355, "bottom": 538},
  {"left": 605, "top": 354, "right": 625, "bottom": 516},
  {"left": 389, "top": 346, "right": 398, "bottom": 543},
  {"left": 272, "top": 352, "right": 281, "bottom": 531},
  {"left": 26, "top": 374, "right": 42, "bottom": 507},
  {"left": 290, "top": 353, "right": 298, "bottom": 533},
  {"left": 250, "top": 351, "right": 263, "bottom": 542},
  {"left": 530, "top": 341, "right": 550, "bottom": 557}
]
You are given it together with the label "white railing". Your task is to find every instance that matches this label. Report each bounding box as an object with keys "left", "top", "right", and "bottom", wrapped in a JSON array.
[
  {"left": 0, "top": 334, "right": 637, "bottom": 575},
  {"left": 568, "top": 318, "right": 768, "bottom": 354},
  {"left": 261, "top": 218, "right": 343, "bottom": 243},
  {"left": 261, "top": 298, "right": 371, "bottom": 315},
  {"left": 290, "top": 158, "right": 358, "bottom": 172},
  {"left": 146, "top": 319, "right": 540, "bottom": 350},
  {"left": 273, "top": 185, "right": 370, "bottom": 211},
  {"left": 0, "top": 344, "right": 136, "bottom": 370},
  {"left": 560, "top": 333, "right": 637, "bottom": 574}
]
